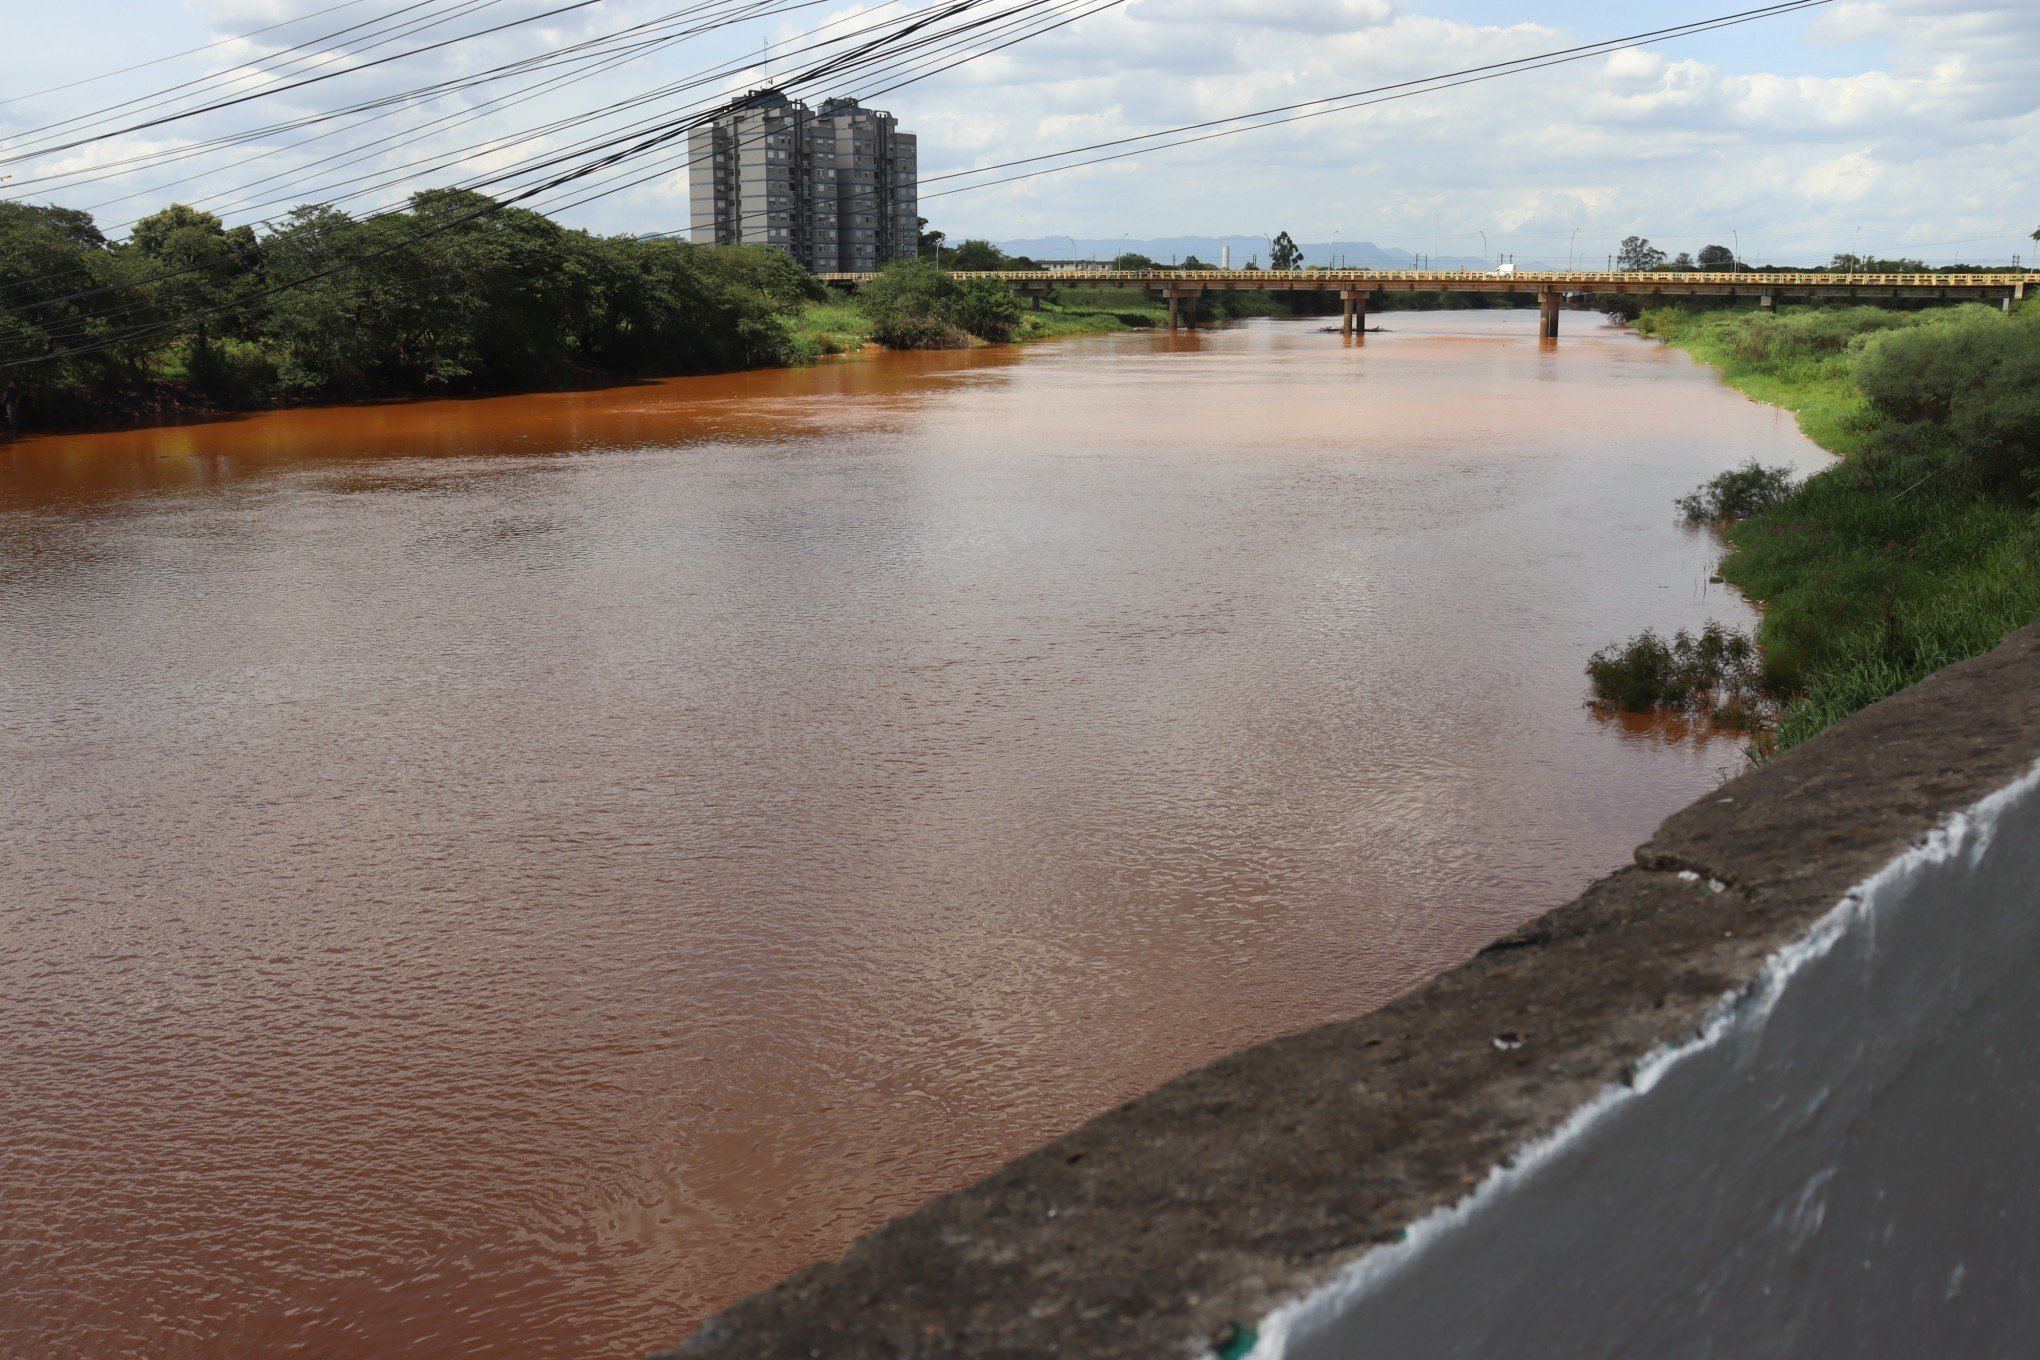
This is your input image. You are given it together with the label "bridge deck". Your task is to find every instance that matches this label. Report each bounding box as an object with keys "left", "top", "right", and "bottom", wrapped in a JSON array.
[{"left": 818, "top": 268, "right": 2032, "bottom": 298}]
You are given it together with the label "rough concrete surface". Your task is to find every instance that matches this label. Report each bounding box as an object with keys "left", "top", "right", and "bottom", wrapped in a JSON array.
[{"left": 660, "top": 622, "right": 2040, "bottom": 1360}]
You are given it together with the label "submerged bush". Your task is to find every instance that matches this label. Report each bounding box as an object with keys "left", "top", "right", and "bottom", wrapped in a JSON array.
[
  {"left": 1676, "top": 459, "right": 1799, "bottom": 522},
  {"left": 1587, "top": 621, "right": 1770, "bottom": 721}
]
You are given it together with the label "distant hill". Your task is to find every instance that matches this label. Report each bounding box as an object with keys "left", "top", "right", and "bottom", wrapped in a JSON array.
[{"left": 989, "top": 235, "right": 1494, "bottom": 270}]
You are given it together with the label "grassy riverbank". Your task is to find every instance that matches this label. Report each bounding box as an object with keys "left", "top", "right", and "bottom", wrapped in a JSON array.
[
  {"left": 1634, "top": 303, "right": 2040, "bottom": 750},
  {"left": 785, "top": 292, "right": 1158, "bottom": 358}
]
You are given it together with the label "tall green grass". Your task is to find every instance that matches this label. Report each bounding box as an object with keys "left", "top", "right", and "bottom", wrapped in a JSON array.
[{"left": 789, "top": 300, "right": 874, "bottom": 358}]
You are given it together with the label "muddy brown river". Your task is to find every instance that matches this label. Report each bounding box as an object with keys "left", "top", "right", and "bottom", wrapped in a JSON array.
[{"left": 0, "top": 313, "right": 1825, "bottom": 1357}]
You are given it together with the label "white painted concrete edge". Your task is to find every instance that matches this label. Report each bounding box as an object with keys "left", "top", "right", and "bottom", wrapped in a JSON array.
[{"left": 1237, "top": 754, "right": 2040, "bottom": 1360}]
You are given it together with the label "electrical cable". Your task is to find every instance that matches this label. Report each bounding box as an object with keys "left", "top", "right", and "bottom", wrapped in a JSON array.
[
  {"left": 0, "top": 0, "right": 609, "bottom": 166},
  {"left": 0, "top": 0, "right": 436, "bottom": 108},
  {"left": 1, "top": 1, "right": 501, "bottom": 152},
  {"left": 6, "top": 0, "right": 1072, "bottom": 358}
]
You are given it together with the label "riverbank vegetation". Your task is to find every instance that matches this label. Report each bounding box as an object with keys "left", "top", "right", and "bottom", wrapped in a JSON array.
[
  {"left": 2, "top": 194, "right": 826, "bottom": 429},
  {"left": 1596, "top": 302, "right": 2040, "bottom": 753},
  {"left": 2, "top": 197, "right": 1265, "bottom": 430}
]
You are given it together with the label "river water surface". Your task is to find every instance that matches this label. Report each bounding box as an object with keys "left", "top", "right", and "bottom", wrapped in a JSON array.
[{"left": 2, "top": 313, "right": 1825, "bottom": 1357}]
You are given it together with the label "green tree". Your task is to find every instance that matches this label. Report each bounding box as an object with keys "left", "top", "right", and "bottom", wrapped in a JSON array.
[
  {"left": 1697, "top": 243, "right": 1736, "bottom": 269},
  {"left": 3, "top": 189, "right": 868, "bottom": 423},
  {"left": 695, "top": 242, "right": 826, "bottom": 309},
  {"left": 1111, "top": 252, "right": 1157, "bottom": 270},
  {"left": 944, "top": 238, "right": 1009, "bottom": 270},
  {"left": 855, "top": 258, "right": 1027, "bottom": 347},
  {"left": 0, "top": 202, "right": 134, "bottom": 417},
  {"left": 256, "top": 204, "right": 388, "bottom": 396},
  {"left": 856, "top": 258, "right": 967, "bottom": 348},
  {"left": 1270, "top": 231, "right": 1304, "bottom": 271},
  {"left": 916, "top": 217, "right": 946, "bottom": 260},
  {"left": 128, "top": 203, "right": 260, "bottom": 373},
  {"left": 1617, "top": 235, "right": 1667, "bottom": 271},
  {"left": 858, "top": 257, "right": 959, "bottom": 319},
  {"left": 944, "top": 276, "right": 1023, "bottom": 342}
]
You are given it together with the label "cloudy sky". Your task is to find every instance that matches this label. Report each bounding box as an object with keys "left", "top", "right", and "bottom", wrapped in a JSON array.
[{"left": 7, "top": 0, "right": 2036, "bottom": 265}]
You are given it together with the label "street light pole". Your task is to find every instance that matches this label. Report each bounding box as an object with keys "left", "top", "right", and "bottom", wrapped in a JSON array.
[
  {"left": 1732, "top": 229, "right": 1741, "bottom": 272},
  {"left": 1569, "top": 226, "right": 1581, "bottom": 270}
]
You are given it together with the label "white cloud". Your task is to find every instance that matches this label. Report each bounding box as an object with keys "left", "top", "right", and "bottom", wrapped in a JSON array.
[
  {"left": 1803, "top": 150, "right": 1883, "bottom": 204},
  {"left": 1125, "top": 0, "right": 1399, "bottom": 34}
]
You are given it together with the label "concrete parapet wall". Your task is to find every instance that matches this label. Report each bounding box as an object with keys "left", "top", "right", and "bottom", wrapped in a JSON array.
[{"left": 665, "top": 623, "right": 2040, "bottom": 1360}]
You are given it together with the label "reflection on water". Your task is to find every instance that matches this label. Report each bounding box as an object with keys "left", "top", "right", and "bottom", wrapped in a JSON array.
[{"left": 0, "top": 312, "right": 1826, "bottom": 1358}]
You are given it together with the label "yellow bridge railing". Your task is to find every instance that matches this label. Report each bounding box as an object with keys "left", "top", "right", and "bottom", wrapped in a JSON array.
[{"left": 818, "top": 269, "right": 2035, "bottom": 289}]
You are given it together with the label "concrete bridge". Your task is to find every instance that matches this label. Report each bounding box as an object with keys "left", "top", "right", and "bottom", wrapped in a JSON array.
[{"left": 819, "top": 269, "right": 2035, "bottom": 339}]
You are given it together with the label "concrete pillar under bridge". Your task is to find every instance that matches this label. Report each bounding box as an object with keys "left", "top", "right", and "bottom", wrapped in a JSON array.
[
  {"left": 1539, "top": 288, "right": 1562, "bottom": 342},
  {"left": 1341, "top": 287, "right": 1372, "bottom": 338},
  {"left": 1166, "top": 288, "right": 1203, "bottom": 331}
]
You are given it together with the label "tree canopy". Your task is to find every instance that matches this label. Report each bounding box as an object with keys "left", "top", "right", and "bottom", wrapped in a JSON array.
[
  {"left": 855, "top": 258, "right": 1021, "bottom": 348},
  {"left": 0, "top": 194, "right": 821, "bottom": 422},
  {"left": 1617, "top": 236, "right": 1668, "bottom": 271}
]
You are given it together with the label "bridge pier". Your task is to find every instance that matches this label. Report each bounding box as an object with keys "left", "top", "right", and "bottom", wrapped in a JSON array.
[
  {"left": 1761, "top": 292, "right": 1777, "bottom": 313},
  {"left": 1539, "top": 289, "right": 1561, "bottom": 342},
  {"left": 1166, "top": 288, "right": 1202, "bottom": 331},
  {"left": 1340, "top": 288, "right": 1370, "bottom": 337}
]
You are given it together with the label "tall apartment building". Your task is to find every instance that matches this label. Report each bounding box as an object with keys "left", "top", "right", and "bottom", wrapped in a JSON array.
[{"left": 688, "top": 91, "right": 919, "bottom": 273}]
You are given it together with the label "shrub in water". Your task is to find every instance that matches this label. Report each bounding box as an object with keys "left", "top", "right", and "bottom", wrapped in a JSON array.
[
  {"left": 1676, "top": 459, "right": 1798, "bottom": 522},
  {"left": 1587, "top": 621, "right": 1768, "bottom": 717}
]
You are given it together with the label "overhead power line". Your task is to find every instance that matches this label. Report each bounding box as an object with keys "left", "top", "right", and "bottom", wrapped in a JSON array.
[
  {"left": 5, "top": 0, "right": 1105, "bottom": 362},
  {"left": 0, "top": 0, "right": 503, "bottom": 152},
  {"left": 0, "top": 0, "right": 394, "bottom": 108},
  {"left": 1, "top": 0, "right": 1018, "bottom": 318},
  {"left": 631, "top": 0, "right": 1834, "bottom": 239},
  {"left": 0, "top": 0, "right": 609, "bottom": 166}
]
